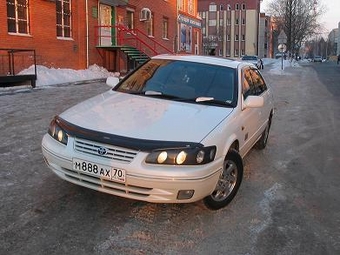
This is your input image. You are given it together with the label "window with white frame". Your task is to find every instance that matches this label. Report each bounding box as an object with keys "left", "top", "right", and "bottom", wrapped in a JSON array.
[
  {"left": 7, "top": 0, "right": 30, "bottom": 34},
  {"left": 147, "top": 12, "right": 154, "bottom": 36},
  {"left": 162, "top": 17, "right": 169, "bottom": 39},
  {"left": 127, "top": 9, "right": 134, "bottom": 29},
  {"left": 188, "top": 0, "right": 195, "bottom": 15},
  {"left": 178, "top": 0, "right": 185, "bottom": 11},
  {"left": 56, "top": 0, "right": 72, "bottom": 38},
  {"left": 209, "top": 19, "right": 217, "bottom": 26},
  {"left": 209, "top": 4, "right": 217, "bottom": 12}
]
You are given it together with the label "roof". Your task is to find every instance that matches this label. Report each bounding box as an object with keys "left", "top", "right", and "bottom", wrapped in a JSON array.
[{"left": 152, "top": 54, "right": 242, "bottom": 69}]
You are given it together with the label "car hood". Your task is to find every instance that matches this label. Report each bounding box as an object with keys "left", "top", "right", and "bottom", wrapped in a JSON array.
[{"left": 60, "top": 90, "right": 233, "bottom": 143}]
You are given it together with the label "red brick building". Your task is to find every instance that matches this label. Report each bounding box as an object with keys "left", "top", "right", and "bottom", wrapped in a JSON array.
[{"left": 0, "top": 0, "right": 202, "bottom": 76}]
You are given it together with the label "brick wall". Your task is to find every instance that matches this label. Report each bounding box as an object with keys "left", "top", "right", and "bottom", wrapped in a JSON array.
[
  {"left": 0, "top": 1, "right": 190, "bottom": 73},
  {"left": 0, "top": 1, "right": 87, "bottom": 71}
]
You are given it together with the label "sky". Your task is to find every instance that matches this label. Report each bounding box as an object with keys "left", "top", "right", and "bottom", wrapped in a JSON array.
[{"left": 261, "top": 0, "right": 340, "bottom": 33}]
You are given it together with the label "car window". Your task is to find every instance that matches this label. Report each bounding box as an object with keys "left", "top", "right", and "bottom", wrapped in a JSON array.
[
  {"left": 249, "top": 69, "right": 267, "bottom": 95},
  {"left": 242, "top": 68, "right": 255, "bottom": 99},
  {"left": 242, "top": 56, "right": 257, "bottom": 61},
  {"left": 115, "top": 59, "right": 237, "bottom": 104}
]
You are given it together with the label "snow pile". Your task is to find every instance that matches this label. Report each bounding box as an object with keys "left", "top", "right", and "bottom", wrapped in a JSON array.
[
  {"left": 265, "top": 58, "right": 301, "bottom": 76},
  {"left": 19, "top": 64, "right": 118, "bottom": 87}
]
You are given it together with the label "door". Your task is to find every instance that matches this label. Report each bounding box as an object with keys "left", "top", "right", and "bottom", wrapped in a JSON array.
[
  {"left": 239, "top": 67, "right": 263, "bottom": 155},
  {"left": 99, "top": 4, "right": 115, "bottom": 46}
]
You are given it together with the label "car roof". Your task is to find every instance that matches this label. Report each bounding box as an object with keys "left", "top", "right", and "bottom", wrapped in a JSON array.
[{"left": 152, "top": 54, "right": 243, "bottom": 69}]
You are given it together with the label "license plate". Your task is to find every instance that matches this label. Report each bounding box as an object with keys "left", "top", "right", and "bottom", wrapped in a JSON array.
[{"left": 73, "top": 158, "right": 126, "bottom": 183}]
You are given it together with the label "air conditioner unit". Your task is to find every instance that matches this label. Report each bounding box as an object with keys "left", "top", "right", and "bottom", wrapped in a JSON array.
[{"left": 140, "top": 8, "right": 151, "bottom": 21}]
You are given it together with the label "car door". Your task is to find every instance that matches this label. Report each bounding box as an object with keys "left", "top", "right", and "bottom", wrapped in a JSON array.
[
  {"left": 239, "top": 67, "right": 263, "bottom": 156},
  {"left": 248, "top": 68, "right": 272, "bottom": 129}
]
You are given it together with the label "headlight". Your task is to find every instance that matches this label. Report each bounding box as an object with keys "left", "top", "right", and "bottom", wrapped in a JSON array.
[
  {"left": 48, "top": 118, "right": 68, "bottom": 145},
  {"left": 145, "top": 146, "right": 216, "bottom": 165}
]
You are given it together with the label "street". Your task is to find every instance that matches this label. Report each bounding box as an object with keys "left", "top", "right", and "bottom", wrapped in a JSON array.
[{"left": 1, "top": 60, "right": 339, "bottom": 255}]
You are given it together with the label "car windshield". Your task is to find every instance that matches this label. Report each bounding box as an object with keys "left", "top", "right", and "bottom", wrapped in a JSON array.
[{"left": 115, "top": 59, "right": 237, "bottom": 106}]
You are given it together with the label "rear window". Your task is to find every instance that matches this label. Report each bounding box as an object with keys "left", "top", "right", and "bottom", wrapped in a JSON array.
[{"left": 242, "top": 56, "right": 257, "bottom": 61}]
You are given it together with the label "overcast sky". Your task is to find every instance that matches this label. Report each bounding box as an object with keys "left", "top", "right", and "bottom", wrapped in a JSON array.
[{"left": 261, "top": 0, "right": 339, "bottom": 33}]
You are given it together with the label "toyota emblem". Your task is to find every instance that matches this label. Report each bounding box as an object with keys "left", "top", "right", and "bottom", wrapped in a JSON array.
[{"left": 97, "top": 146, "right": 107, "bottom": 156}]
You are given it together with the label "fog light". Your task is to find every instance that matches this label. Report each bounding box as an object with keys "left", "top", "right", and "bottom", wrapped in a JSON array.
[{"left": 177, "top": 190, "right": 194, "bottom": 200}]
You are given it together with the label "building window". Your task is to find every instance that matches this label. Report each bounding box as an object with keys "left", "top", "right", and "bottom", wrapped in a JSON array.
[
  {"left": 242, "top": 18, "right": 246, "bottom": 25},
  {"left": 235, "top": 18, "right": 239, "bottom": 25},
  {"left": 7, "top": 0, "right": 30, "bottom": 34},
  {"left": 242, "top": 4, "right": 246, "bottom": 10},
  {"left": 235, "top": 3, "right": 239, "bottom": 10},
  {"left": 56, "top": 0, "right": 72, "bottom": 38},
  {"left": 188, "top": 0, "right": 195, "bottom": 15},
  {"left": 126, "top": 9, "right": 134, "bottom": 29},
  {"left": 162, "top": 17, "right": 168, "bottom": 39},
  {"left": 209, "top": 4, "right": 217, "bottom": 12},
  {"left": 147, "top": 13, "right": 154, "bottom": 36},
  {"left": 241, "top": 49, "right": 245, "bottom": 56},
  {"left": 235, "top": 49, "right": 239, "bottom": 56},
  {"left": 227, "top": 4, "right": 231, "bottom": 10},
  {"left": 178, "top": 0, "right": 185, "bottom": 11},
  {"left": 227, "top": 19, "right": 231, "bottom": 26},
  {"left": 227, "top": 34, "right": 230, "bottom": 41},
  {"left": 242, "top": 34, "right": 245, "bottom": 41},
  {"left": 219, "top": 4, "right": 223, "bottom": 11},
  {"left": 235, "top": 34, "right": 239, "bottom": 41},
  {"left": 209, "top": 19, "right": 217, "bottom": 26}
]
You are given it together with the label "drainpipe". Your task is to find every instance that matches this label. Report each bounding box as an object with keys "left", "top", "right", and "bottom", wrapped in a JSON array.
[{"left": 85, "top": 0, "right": 89, "bottom": 68}]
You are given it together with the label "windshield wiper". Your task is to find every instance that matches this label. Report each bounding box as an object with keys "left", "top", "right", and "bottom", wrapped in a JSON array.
[
  {"left": 194, "top": 97, "right": 234, "bottom": 106},
  {"left": 136, "top": 90, "right": 182, "bottom": 100},
  {"left": 131, "top": 91, "right": 233, "bottom": 106}
]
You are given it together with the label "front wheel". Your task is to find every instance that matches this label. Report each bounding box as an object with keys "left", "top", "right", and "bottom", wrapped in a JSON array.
[{"left": 203, "top": 150, "right": 243, "bottom": 210}]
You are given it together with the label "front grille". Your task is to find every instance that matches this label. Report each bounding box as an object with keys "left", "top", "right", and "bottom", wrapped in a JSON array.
[
  {"left": 61, "top": 167, "right": 152, "bottom": 198},
  {"left": 74, "top": 138, "right": 138, "bottom": 163}
]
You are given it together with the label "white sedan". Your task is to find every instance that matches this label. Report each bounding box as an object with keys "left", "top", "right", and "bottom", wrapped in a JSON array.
[{"left": 42, "top": 55, "right": 274, "bottom": 210}]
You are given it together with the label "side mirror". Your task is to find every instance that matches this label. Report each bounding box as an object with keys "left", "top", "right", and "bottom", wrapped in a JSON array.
[
  {"left": 106, "top": 76, "right": 120, "bottom": 87},
  {"left": 244, "top": 95, "right": 264, "bottom": 108}
]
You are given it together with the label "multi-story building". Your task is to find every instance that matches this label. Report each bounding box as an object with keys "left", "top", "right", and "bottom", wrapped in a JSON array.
[
  {"left": 328, "top": 28, "right": 338, "bottom": 56},
  {"left": 258, "top": 12, "right": 273, "bottom": 58},
  {"left": 0, "top": 0, "right": 202, "bottom": 77},
  {"left": 198, "top": 0, "right": 261, "bottom": 58}
]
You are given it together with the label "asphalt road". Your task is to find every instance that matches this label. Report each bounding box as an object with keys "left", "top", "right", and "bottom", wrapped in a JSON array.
[{"left": 1, "top": 61, "right": 339, "bottom": 255}]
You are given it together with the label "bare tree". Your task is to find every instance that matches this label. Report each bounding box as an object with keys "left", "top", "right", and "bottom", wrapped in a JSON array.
[{"left": 266, "top": 0, "right": 324, "bottom": 55}]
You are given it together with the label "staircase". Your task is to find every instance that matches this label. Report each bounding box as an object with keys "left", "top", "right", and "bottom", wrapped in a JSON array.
[
  {"left": 120, "top": 46, "right": 150, "bottom": 66},
  {"left": 95, "top": 24, "right": 174, "bottom": 72}
]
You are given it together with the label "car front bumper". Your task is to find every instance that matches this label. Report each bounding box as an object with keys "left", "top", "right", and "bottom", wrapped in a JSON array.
[{"left": 41, "top": 134, "right": 223, "bottom": 203}]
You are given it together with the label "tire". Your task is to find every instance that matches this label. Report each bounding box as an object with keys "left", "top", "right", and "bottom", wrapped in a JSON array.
[
  {"left": 203, "top": 149, "right": 243, "bottom": 210},
  {"left": 255, "top": 116, "right": 272, "bottom": 150}
]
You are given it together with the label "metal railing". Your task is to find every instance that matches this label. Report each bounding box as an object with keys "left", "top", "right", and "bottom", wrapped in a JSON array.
[{"left": 95, "top": 24, "right": 173, "bottom": 57}]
